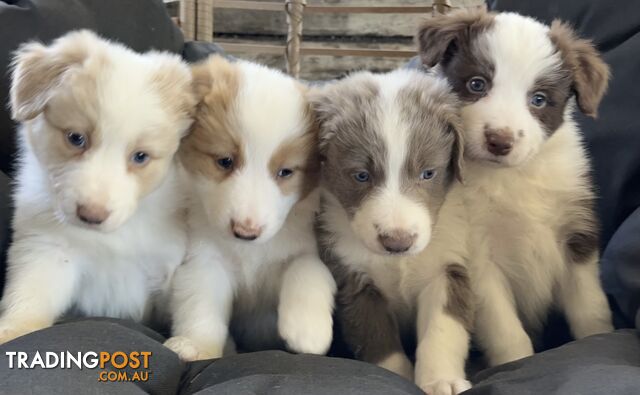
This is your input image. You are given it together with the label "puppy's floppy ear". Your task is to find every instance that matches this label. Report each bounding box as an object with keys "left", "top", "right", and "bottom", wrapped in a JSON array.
[
  {"left": 190, "top": 60, "right": 215, "bottom": 102},
  {"left": 549, "top": 20, "right": 610, "bottom": 118},
  {"left": 416, "top": 9, "right": 494, "bottom": 68},
  {"left": 190, "top": 55, "right": 239, "bottom": 110},
  {"left": 147, "top": 52, "right": 197, "bottom": 137},
  {"left": 307, "top": 84, "right": 338, "bottom": 157},
  {"left": 10, "top": 30, "right": 96, "bottom": 121}
]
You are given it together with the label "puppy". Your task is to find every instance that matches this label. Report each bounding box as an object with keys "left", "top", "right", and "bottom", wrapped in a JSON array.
[
  {"left": 417, "top": 10, "right": 614, "bottom": 366},
  {"left": 164, "top": 56, "right": 336, "bottom": 360},
  {"left": 0, "top": 31, "right": 194, "bottom": 343},
  {"left": 313, "top": 69, "right": 471, "bottom": 394}
]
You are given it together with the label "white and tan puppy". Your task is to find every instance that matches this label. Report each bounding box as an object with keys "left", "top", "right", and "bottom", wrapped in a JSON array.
[
  {"left": 0, "top": 31, "right": 194, "bottom": 344},
  {"left": 418, "top": 10, "right": 614, "bottom": 367},
  {"left": 164, "top": 56, "right": 336, "bottom": 360},
  {"left": 313, "top": 69, "right": 472, "bottom": 395}
]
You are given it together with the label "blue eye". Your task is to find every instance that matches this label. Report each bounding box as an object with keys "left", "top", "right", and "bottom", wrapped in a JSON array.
[
  {"left": 353, "top": 171, "right": 370, "bottom": 183},
  {"left": 131, "top": 151, "right": 150, "bottom": 165},
  {"left": 420, "top": 169, "right": 436, "bottom": 180},
  {"left": 217, "top": 157, "right": 233, "bottom": 170},
  {"left": 277, "top": 168, "right": 294, "bottom": 178},
  {"left": 467, "top": 77, "right": 488, "bottom": 94},
  {"left": 66, "top": 132, "right": 86, "bottom": 148},
  {"left": 530, "top": 92, "right": 547, "bottom": 108}
]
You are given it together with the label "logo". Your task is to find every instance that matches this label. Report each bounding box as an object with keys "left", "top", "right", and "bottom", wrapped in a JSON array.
[{"left": 5, "top": 351, "right": 152, "bottom": 382}]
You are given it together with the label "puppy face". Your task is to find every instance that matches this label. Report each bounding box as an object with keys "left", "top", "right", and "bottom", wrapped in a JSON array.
[
  {"left": 313, "top": 70, "right": 463, "bottom": 256},
  {"left": 418, "top": 11, "right": 609, "bottom": 167},
  {"left": 10, "top": 31, "right": 194, "bottom": 232},
  {"left": 180, "top": 56, "right": 318, "bottom": 243}
]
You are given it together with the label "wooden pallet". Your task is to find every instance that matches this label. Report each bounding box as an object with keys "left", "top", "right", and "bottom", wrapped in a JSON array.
[{"left": 174, "top": 0, "right": 485, "bottom": 78}]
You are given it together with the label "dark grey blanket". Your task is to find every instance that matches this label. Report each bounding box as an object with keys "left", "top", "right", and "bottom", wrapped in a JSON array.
[{"left": 0, "top": 320, "right": 638, "bottom": 395}]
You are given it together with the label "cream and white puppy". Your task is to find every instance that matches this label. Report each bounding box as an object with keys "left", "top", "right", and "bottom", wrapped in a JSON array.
[
  {"left": 418, "top": 10, "right": 614, "bottom": 367},
  {"left": 313, "top": 69, "right": 472, "bottom": 395},
  {"left": 0, "top": 31, "right": 194, "bottom": 343},
  {"left": 164, "top": 56, "right": 336, "bottom": 360}
]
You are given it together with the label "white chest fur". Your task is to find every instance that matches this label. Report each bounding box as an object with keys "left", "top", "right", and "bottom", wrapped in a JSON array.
[{"left": 9, "top": 162, "right": 187, "bottom": 322}]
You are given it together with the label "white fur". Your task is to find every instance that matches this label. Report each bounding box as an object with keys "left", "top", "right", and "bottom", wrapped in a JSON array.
[
  {"left": 348, "top": 71, "right": 440, "bottom": 256},
  {"left": 320, "top": 70, "right": 471, "bottom": 393},
  {"left": 447, "top": 13, "right": 613, "bottom": 366},
  {"left": 0, "top": 33, "right": 190, "bottom": 344},
  {"left": 165, "top": 61, "right": 336, "bottom": 360}
]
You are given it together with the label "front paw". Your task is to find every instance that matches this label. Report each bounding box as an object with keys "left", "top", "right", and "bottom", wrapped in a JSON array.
[
  {"left": 0, "top": 323, "right": 44, "bottom": 345},
  {"left": 164, "top": 336, "right": 222, "bottom": 361},
  {"left": 419, "top": 379, "right": 472, "bottom": 395},
  {"left": 278, "top": 304, "right": 333, "bottom": 355},
  {"left": 377, "top": 352, "right": 414, "bottom": 380}
]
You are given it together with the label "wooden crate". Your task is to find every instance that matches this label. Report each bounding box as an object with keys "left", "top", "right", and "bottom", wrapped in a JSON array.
[{"left": 173, "top": 0, "right": 485, "bottom": 79}]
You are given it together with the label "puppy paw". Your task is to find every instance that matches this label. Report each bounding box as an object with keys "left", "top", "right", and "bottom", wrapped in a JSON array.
[
  {"left": 164, "top": 336, "right": 223, "bottom": 362},
  {"left": 419, "top": 379, "right": 472, "bottom": 395},
  {"left": 377, "top": 352, "right": 414, "bottom": 381},
  {"left": 0, "top": 323, "right": 43, "bottom": 345},
  {"left": 164, "top": 336, "right": 200, "bottom": 361},
  {"left": 278, "top": 305, "right": 333, "bottom": 355}
]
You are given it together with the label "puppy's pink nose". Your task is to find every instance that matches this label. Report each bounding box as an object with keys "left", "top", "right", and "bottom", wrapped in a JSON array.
[
  {"left": 485, "top": 129, "right": 514, "bottom": 156},
  {"left": 378, "top": 229, "right": 417, "bottom": 254},
  {"left": 76, "top": 204, "right": 110, "bottom": 225},
  {"left": 231, "top": 219, "right": 263, "bottom": 241}
]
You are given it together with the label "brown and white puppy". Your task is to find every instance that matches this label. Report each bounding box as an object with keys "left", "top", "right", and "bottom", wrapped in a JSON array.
[
  {"left": 0, "top": 30, "right": 194, "bottom": 344},
  {"left": 314, "top": 69, "right": 473, "bottom": 394},
  {"left": 164, "top": 56, "right": 336, "bottom": 360},
  {"left": 417, "top": 10, "right": 613, "bottom": 368}
]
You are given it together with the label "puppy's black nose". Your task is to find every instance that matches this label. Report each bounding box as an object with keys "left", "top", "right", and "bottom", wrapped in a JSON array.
[
  {"left": 76, "top": 204, "right": 110, "bottom": 225},
  {"left": 485, "top": 129, "right": 514, "bottom": 156},
  {"left": 378, "top": 230, "right": 416, "bottom": 254}
]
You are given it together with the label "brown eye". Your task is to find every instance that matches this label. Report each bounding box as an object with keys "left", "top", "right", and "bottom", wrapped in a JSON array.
[{"left": 467, "top": 77, "right": 488, "bottom": 94}]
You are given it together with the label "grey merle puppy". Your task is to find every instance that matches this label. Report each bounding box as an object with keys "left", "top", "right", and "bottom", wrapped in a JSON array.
[{"left": 312, "top": 69, "right": 473, "bottom": 395}]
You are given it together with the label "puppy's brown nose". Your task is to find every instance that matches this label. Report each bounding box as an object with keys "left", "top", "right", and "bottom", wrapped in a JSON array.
[
  {"left": 485, "top": 129, "right": 514, "bottom": 156},
  {"left": 231, "top": 219, "right": 263, "bottom": 241},
  {"left": 378, "top": 230, "right": 417, "bottom": 254},
  {"left": 76, "top": 204, "right": 110, "bottom": 225}
]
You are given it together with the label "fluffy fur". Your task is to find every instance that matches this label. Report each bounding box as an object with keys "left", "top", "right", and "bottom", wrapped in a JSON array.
[
  {"left": 0, "top": 30, "right": 194, "bottom": 344},
  {"left": 418, "top": 10, "right": 613, "bottom": 368},
  {"left": 313, "top": 69, "right": 472, "bottom": 395},
  {"left": 164, "top": 56, "right": 336, "bottom": 360}
]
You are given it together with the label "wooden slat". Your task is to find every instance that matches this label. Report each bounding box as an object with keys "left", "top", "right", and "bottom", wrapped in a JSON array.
[
  {"left": 214, "top": 0, "right": 282, "bottom": 11},
  {"left": 302, "top": 46, "right": 416, "bottom": 57},
  {"left": 213, "top": 1, "right": 438, "bottom": 14},
  {"left": 218, "top": 42, "right": 286, "bottom": 55},
  {"left": 217, "top": 42, "right": 416, "bottom": 58},
  {"left": 305, "top": 5, "right": 436, "bottom": 14},
  {"left": 196, "top": 0, "right": 215, "bottom": 42}
]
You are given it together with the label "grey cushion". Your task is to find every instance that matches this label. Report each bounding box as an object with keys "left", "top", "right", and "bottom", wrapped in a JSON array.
[
  {"left": 0, "top": 319, "right": 423, "bottom": 395},
  {"left": 182, "top": 351, "right": 423, "bottom": 395},
  {"left": 468, "top": 330, "right": 640, "bottom": 395},
  {"left": 0, "top": 319, "right": 184, "bottom": 395}
]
